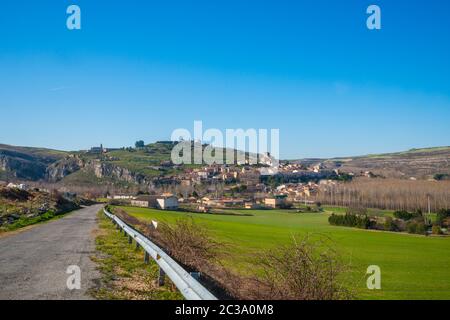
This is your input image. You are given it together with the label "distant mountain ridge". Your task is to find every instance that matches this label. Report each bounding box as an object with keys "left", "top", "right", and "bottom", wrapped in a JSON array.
[{"left": 291, "top": 146, "right": 450, "bottom": 180}]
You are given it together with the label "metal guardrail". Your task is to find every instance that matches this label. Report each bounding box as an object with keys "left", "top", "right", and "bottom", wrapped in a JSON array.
[{"left": 103, "top": 208, "right": 217, "bottom": 300}]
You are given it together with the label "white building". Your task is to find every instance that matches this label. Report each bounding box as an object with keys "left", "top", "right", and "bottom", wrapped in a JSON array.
[
  {"left": 111, "top": 195, "right": 135, "bottom": 200},
  {"left": 7, "top": 183, "right": 29, "bottom": 191},
  {"left": 156, "top": 194, "right": 179, "bottom": 210}
]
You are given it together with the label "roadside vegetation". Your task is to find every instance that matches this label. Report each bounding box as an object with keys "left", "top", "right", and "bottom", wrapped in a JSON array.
[
  {"left": 91, "top": 210, "right": 183, "bottom": 300},
  {"left": 253, "top": 236, "right": 353, "bottom": 300},
  {"left": 0, "top": 187, "right": 83, "bottom": 233}
]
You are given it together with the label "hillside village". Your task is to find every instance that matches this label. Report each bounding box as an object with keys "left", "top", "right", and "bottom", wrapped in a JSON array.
[
  {"left": 85, "top": 141, "right": 349, "bottom": 212},
  {"left": 103, "top": 160, "right": 330, "bottom": 212},
  {"left": 1, "top": 142, "right": 450, "bottom": 215}
]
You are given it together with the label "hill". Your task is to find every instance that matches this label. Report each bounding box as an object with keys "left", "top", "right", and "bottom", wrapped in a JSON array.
[
  {"left": 0, "top": 144, "right": 68, "bottom": 181},
  {"left": 47, "top": 142, "right": 185, "bottom": 187},
  {"left": 1, "top": 143, "right": 449, "bottom": 190},
  {"left": 293, "top": 147, "right": 450, "bottom": 180}
]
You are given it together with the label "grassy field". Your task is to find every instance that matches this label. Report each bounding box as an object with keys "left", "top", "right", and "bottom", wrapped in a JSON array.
[
  {"left": 116, "top": 205, "right": 450, "bottom": 300},
  {"left": 322, "top": 205, "right": 395, "bottom": 217}
]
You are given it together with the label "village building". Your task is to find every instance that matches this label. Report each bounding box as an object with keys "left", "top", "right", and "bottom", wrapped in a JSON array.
[
  {"left": 89, "top": 144, "right": 105, "bottom": 153},
  {"left": 244, "top": 202, "right": 262, "bottom": 209},
  {"left": 240, "top": 171, "right": 261, "bottom": 186},
  {"left": 265, "top": 194, "right": 288, "bottom": 208},
  {"left": 156, "top": 194, "right": 179, "bottom": 210},
  {"left": 197, "top": 205, "right": 210, "bottom": 213},
  {"left": 180, "top": 179, "right": 192, "bottom": 186},
  {"left": 108, "top": 194, "right": 136, "bottom": 200},
  {"left": 130, "top": 195, "right": 159, "bottom": 208},
  {"left": 131, "top": 196, "right": 150, "bottom": 207},
  {"left": 218, "top": 198, "right": 245, "bottom": 208}
]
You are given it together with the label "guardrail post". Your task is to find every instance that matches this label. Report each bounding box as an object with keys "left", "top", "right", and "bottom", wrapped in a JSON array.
[
  {"left": 128, "top": 234, "right": 132, "bottom": 244},
  {"left": 190, "top": 272, "right": 201, "bottom": 281},
  {"left": 136, "top": 240, "right": 140, "bottom": 249},
  {"left": 158, "top": 267, "right": 166, "bottom": 286},
  {"left": 144, "top": 251, "right": 150, "bottom": 264}
]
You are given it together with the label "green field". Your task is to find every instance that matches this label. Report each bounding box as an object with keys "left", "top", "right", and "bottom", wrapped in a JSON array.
[{"left": 116, "top": 206, "right": 450, "bottom": 300}]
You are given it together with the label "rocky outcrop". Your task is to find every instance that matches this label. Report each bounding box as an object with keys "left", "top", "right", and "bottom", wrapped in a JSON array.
[
  {"left": 45, "top": 157, "right": 150, "bottom": 185},
  {"left": 45, "top": 156, "right": 84, "bottom": 182},
  {"left": 89, "top": 161, "right": 150, "bottom": 185},
  {"left": 0, "top": 150, "right": 48, "bottom": 180},
  {"left": 0, "top": 144, "right": 156, "bottom": 186}
]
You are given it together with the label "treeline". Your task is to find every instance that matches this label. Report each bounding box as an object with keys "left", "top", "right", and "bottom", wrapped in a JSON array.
[
  {"left": 328, "top": 213, "right": 373, "bottom": 229},
  {"left": 315, "top": 178, "right": 450, "bottom": 212},
  {"left": 329, "top": 207, "right": 450, "bottom": 236}
]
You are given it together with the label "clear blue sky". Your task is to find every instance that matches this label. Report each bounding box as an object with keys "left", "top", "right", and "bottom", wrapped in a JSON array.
[{"left": 0, "top": 0, "right": 449, "bottom": 159}]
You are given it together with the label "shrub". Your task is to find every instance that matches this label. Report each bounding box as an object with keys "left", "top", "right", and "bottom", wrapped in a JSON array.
[
  {"left": 393, "top": 210, "right": 421, "bottom": 221},
  {"left": 328, "top": 213, "right": 373, "bottom": 229},
  {"left": 406, "top": 220, "right": 427, "bottom": 235},
  {"left": 157, "top": 218, "right": 220, "bottom": 271},
  {"left": 279, "top": 202, "right": 293, "bottom": 209},
  {"left": 434, "top": 173, "right": 450, "bottom": 181},
  {"left": 432, "top": 225, "right": 443, "bottom": 235},
  {"left": 436, "top": 209, "right": 450, "bottom": 226},
  {"left": 407, "top": 221, "right": 417, "bottom": 234},
  {"left": 416, "top": 222, "right": 427, "bottom": 235},
  {"left": 384, "top": 217, "right": 400, "bottom": 232},
  {"left": 251, "top": 235, "right": 353, "bottom": 300}
]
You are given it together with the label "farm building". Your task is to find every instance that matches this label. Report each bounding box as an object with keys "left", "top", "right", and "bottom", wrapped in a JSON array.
[
  {"left": 265, "top": 194, "right": 288, "bottom": 208},
  {"left": 130, "top": 195, "right": 159, "bottom": 208},
  {"left": 156, "top": 194, "right": 179, "bottom": 210}
]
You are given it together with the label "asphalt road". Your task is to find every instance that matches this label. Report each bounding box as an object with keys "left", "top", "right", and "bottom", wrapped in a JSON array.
[{"left": 0, "top": 204, "right": 102, "bottom": 300}]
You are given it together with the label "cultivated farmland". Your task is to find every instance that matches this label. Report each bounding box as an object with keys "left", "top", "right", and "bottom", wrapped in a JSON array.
[{"left": 116, "top": 206, "right": 450, "bottom": 300}]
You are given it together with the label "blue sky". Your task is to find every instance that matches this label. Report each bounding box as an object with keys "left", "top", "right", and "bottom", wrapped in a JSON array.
[{"left": 0, "top": 0, "right": 449, "bottom": 159}]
